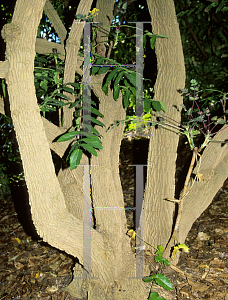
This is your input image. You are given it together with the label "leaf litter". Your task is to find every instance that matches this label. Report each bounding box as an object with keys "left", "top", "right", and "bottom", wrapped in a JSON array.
[{"left": 0, "top": 138, "right": 227, "bottom": 299}]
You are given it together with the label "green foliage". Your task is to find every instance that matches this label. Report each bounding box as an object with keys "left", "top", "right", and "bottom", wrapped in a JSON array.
[
  {"left": 3, "top": 0, "right": 227, "bottom": 184},
  {"left": 0, "top": 113, "right": 24, "bottom": 195},
  {"left": 0, "top": 76, "right": 24, "bottom": 195},
  {"left": 154, "top": 245, "right": 170, "bottom": 266},
  {"left": 145, "top": 274, "right": 173, "bottom": 290},
  {"left": 27, "top": 50, "right": 106, "bottom": 170},
  {"left": 146, "top": 79, "right": 228, "bottom": 151},
  {"left": 143, "top": 245, "right": 174, "bottom": 300},
  {"left": 124, "top": 114, "right": 152, "bottom": 132},
  {"left": 175, "top": 0, "right": 228, "bottom": 91},
  {"left": 77, "top": 10, "right": 168, "bottom": 137},
  {"left": 55, "top": 82, "right": 105, "bottom": 170},
  {"left": 90, "top": 50, "right": 139, "bottom": 107},
  {"left": 57, "top": 126, "right": 104, "bottom": 171},
  {"left": 143, "top": 31, "right": 169, "bottom": 50},
  {"left": 148, "top": 292, "right": 166, "bottom": 300},
  {"left": 0, "top": 164, "right": 10, "bottom": 198},
  {"left": 75, "top": 8, "right": 99, "bottom": 23},
  {"left": 91, "top": 25, "right": 167, "bottom": 111},
  {"left": 114, "top": 0, "right": 128, "bottom": 16},
  {"left": 74, "top": 22, "right": 168, "bottom": 159},
  {"left": 107, "top": 85, "right": 166, "bottom": 135},
  {"left": 0, "top": 3, "right": 12, "bottom": 23},
  {"left": 34, "top": 53, "right": 78, "bottom": 118},
  {"left": 179, "top": 79, "right": 228, "bottom": 150}
]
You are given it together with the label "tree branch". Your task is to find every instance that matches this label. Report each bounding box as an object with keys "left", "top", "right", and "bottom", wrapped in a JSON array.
[{"left": 43, "top": 0, "right": 67, "bottom": 44}]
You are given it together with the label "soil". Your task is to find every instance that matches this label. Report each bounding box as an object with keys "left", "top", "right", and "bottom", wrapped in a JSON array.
[{"left": 0, "top": 138, "right": 228, "bottom": 299}]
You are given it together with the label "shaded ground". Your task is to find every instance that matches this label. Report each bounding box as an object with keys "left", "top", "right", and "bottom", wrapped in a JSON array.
[{"left": 0, "top": 138, "right": 228, "bottom": 299}]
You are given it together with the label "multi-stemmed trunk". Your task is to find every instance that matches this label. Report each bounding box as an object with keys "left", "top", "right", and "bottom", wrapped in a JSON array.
[{"left": 1, "top": 0, "right": 228, "bottom": 298}]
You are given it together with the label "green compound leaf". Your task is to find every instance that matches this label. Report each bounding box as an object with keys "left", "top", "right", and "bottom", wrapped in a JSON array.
[
  {"left": 155, "top": 254, "right": 163, "bottom": 264},
  {"left": 69, "top": 99, "right": 82, "bottom": 108},
  {"left": 155, "top": 254, "right": 170, "bottom": 266},
  {"left": 40, "top": 80, "right": 48, "bottom": 91},
  {"left": 53, "top": 71, "right": 60, "bottom": 85},
  {"left": 143, "top": 276, "right": 153, "bottom": 283},
  {"left": 129, "top": 84, "right": 136, "bottom": 96},
  {"left": 81, "top": 125, "right": 103, "bottom": 137},
  {"left": 156, "top": 34, "right": 169, "bottom": 38},
  {"left": 158, "top": 245, "right": 164, "bottom": 253},
  {"left": 56, "top": 93, "right": 71, "bottom": 100},
  {"left": 163, "top": 258, "right": 170, "bottom": 266}
]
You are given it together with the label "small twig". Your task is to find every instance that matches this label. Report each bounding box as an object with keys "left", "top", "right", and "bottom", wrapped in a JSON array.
[
  {"left": 166, "top": 198, "right": 181, "bottom": 203},
  {"left": 169, "top": 264, "right": 187, "bottom": 278},
  {"left": 158, "top": 122, "right": 184, "bottom": 133},
  {"left": 157, "top": 123, "right": 181, "bottom": 135},
  {"left": 135, "top": 233, "right": 158, "bottom": 250}
]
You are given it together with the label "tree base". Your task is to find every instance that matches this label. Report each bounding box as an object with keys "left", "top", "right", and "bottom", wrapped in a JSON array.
[{"left": 63, "top": 263, "right": 175, "bottom": 300}]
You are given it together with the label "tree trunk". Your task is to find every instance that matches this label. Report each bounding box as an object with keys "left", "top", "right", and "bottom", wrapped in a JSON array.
[
  {"left": 2, "top": 0, "right": 117, "bottom": 288},
  {"left": 144, "top": 0, "right": 186, "bottom": 251},
  {"left": 62, "top": 0, "right": 93, "bottom": 127},
  {"left": 1, "top": 0, "right": 153, "bottom": 298},
  {"left": 178, "top": 125, "right": 228, "bottom": 244},
  {"left": 1, "top": 0, "right": 227, "bottom": 298}
]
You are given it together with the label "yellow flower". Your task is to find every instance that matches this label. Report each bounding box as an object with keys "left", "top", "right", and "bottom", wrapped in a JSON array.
[
  {"left": 172, "top": 244, "right": 189, "bottom": 258},
  {"left": 87, "top": 8, "right": 99, "bottom": 18}
]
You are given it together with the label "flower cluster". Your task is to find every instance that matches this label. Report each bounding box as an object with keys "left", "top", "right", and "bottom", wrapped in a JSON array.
[{"left": 75, "top": 8, "right": 99, "bottom": 22}]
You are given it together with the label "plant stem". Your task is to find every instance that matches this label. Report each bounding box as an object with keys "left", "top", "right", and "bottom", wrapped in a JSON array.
[{"left": 164, "top": 147, "right": 198, "bottom": 258}]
